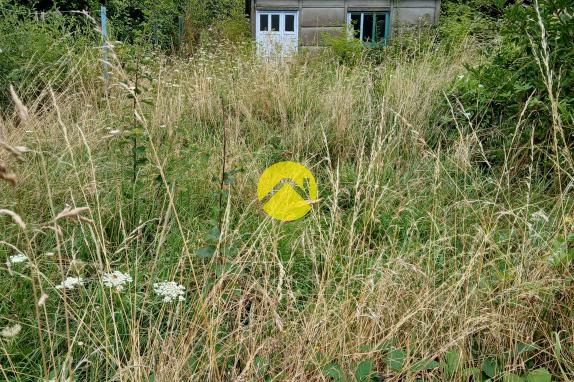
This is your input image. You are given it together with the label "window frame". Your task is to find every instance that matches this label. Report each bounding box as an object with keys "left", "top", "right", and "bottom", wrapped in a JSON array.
[
  {"left": 284, "top": 13, "right": 296, "bottom": 33},
  {"left": 256, "top": 11, "right": 298, "bottom": 35},
  {"left": 347, "top": 11, "right": 390, "bottom": 47}
]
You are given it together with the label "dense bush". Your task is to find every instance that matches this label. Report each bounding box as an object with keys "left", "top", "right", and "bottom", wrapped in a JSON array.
[
  {"left": 0, "top": 5, "right": 96, "bottom": 107},
  {"left": 1, "top": 0, "right": 249, "bottom": 52},
  {"left": 443, "top": 0, "right": 574, "bottom": 171},
  {"left": 0, "top": 0, "right": 249, "bottom": 112},
  {"left": 182, "top": 0, "right": 249, "bottom": 48},
  {"left": 104, "top": 0, "right": 187, "bottom": 48}
]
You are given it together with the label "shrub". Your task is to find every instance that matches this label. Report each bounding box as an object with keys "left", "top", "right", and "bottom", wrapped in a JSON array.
[
  {"left": 105, "top": 0, "right": 185, "bottom": 49},
  {"left": 0, "top": 5, "right": 96, "bottom": 107},
  {"left": 182, "top": 0, "right": 247, "bottom": 49},
  {"left": 323, "top": 29, "right": 365, "bottom": 66},
  {"left": 442, "top": 0, "right": 574, "bottom": 172}
]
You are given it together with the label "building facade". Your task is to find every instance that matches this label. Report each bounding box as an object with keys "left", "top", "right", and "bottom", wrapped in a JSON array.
[{"left": 250, "top": 0, "right": 441, "bottom": 56}]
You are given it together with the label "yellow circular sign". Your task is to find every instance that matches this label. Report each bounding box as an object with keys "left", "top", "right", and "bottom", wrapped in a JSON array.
[{"left": 257, "top": 161, "right": 318, "bottom": 222}]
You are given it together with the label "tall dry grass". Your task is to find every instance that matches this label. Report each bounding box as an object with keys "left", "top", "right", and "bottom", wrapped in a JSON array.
[{"left": 0, "top": 36, "right": 573, "bottom": 382}]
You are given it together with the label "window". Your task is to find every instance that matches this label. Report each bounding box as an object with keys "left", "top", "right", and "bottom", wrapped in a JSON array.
[
  {"left": 271, "top": 14, "right": 280, "bottom": 31},
  {"left": 350, "top": 13, "right": 361, "bottom": 38},
  {"left": 285, "top": 14, "right": 295, "bottom": 32},
  {"left": 260, "top": 14, "right": 268, "bottom": 31},
  {"left": 347, "top": 12, "right": 390, "bottom": 46}
]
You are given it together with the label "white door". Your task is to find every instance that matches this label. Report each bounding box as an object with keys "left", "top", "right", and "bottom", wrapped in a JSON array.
[{"left": 256, "top": 11, "right": 298, "bottom": 58}]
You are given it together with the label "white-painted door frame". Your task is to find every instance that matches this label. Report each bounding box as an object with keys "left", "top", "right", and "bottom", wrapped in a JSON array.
[{"left": 255, "top": 10, "right": 299, "bottom": 58}]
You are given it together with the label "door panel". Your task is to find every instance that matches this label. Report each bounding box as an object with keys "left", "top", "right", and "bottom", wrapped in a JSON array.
[{"left": 256, "top": 11, "right": 299, "bottom": 57}]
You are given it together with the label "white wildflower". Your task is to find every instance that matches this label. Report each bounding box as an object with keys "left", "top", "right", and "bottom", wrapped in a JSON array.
[
  {"left": 153, "top": 281, "right": 186, "bottom": 303},
  {"left": 102, "top": 271, "right": 132, "bottom": 291},
  {"left": 531, "top": 209, "right": 549, "bottom": 223},
  {"left": 56, "top": 277, "right": 84, "bottom": 290},
  {"left": 7, "top": 254, "right": 28, "bottom": 267},
  {"left": 479, "top": 84, "right": 485, "bottom": 89},
  {"left": 457, "top": 74, "right": 465, "bottom": 80},
  {"left": 1, "top": 324, "right": 22, "bottom": 338}
]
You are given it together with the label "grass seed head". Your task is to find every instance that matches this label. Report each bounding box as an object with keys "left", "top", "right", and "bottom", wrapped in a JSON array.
[
  {"left": 9, "top": 85, "right": 29, "bottom": 122},
  {"left": 0, "top": 162, "right": 17, "bottom": 185},
  {"left": 0, "top": 209, "right": 26, "bottom": 230}
]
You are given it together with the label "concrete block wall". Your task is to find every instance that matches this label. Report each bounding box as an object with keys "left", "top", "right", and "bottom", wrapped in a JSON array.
[{"left": 252, "top": 0, "right": 441, "bottom": 47}]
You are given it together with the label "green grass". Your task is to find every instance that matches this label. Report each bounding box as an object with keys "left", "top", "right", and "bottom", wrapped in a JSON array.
[{"left": 0, "top": 36, "right": 572, "bottom": 382}]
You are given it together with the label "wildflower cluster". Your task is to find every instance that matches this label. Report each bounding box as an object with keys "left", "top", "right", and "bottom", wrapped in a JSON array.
[
  {"left": 1, "top": 324, "right": 22, "bottom": 338},
  {"left": 153, "top": 281, "right": 186, "bottom": 303},
  {"left": 6, "top": 254, "right": 28, "bottom": 267},
  {"left": 102, "top": 271, "right": 133, "bottom": 291},
  {"left": 55, "top": 277, "right": 84, "bottom": 290}
]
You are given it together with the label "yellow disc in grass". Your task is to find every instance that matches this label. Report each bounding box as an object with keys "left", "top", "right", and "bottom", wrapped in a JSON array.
[{"left": 257, "top": 161, "right": 318, "bottom": 222}]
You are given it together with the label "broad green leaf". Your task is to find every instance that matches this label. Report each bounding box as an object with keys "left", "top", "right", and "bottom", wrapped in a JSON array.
[
  {"left": 187, "top": 355, "right": 199, "bottom": 373},
  {"left": 525, "top": 368, "right": 552, "bottom": 382},
  {"left": 254, "top": 355, "right": 268, "bottom": 377},
  {"left": 553, "top": 332, "right": 562, "bottom": 361},
  {"left": 482, "top": 358, "right": 499, "bottom": 378},
  {"left": 206, "top": 226, "right": 221, "bottom": 242},
  {"left": 411, "top": 358, "right": 440, "bottom": 372},
  {"left": 387, "top": 349, "right": 406, "bottom": 372},
  {"left": 516, "top": 342, "right": 539, "bottom": 355},
  {"left": 462, "top": 367, "right": 481, "bottom": 380},
  {"left": 444, "top": 348, "right": 461, "bottom": 376},
  {"left": 196, "top": 245, "right": 216, "bottom": 259},
  {"left": 504, "top": 372, "right": 523, "bottom": 382},
  {"left": 323, "top": 363, "right": 346, "bottom": 382},
  {"left": 354, "top": 359, "right": 375, "bottom": 382},
  {"left": 377, "top": 339, "right": 397, "bottom": 353}
]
